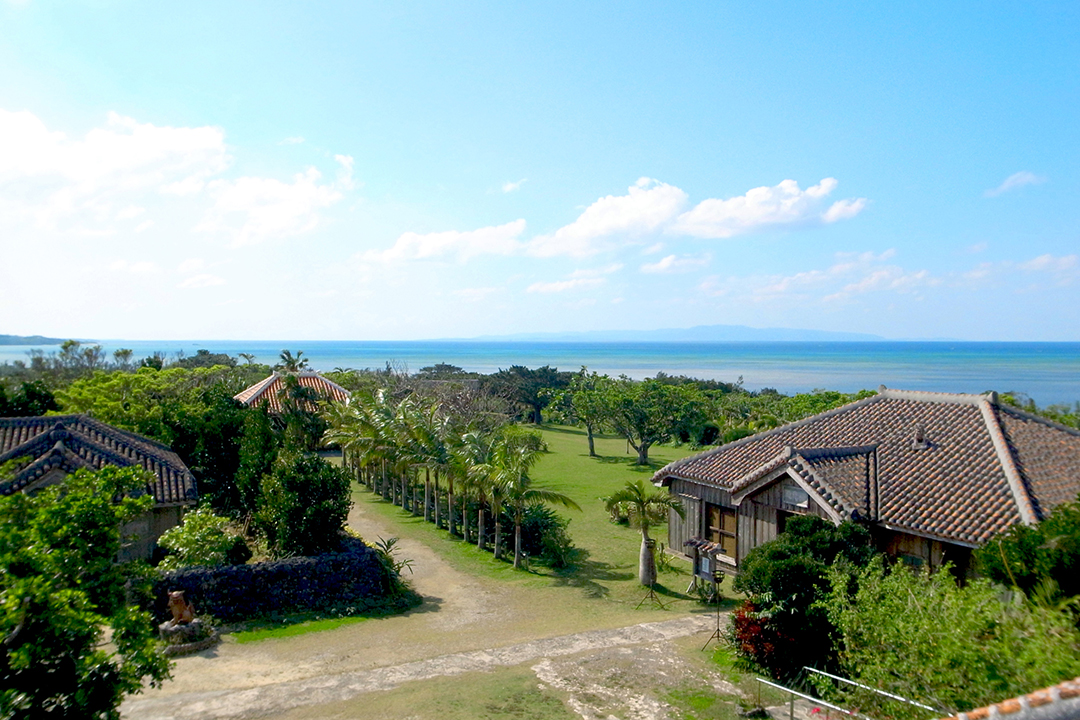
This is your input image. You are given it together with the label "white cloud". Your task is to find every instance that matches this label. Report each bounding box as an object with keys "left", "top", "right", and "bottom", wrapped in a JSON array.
[
  {"left": 134, "top": 220, "right": 154, "bottom": 233},
  {"left": 196, "top": 158, "right": 351, "bottom": 246},
  {"left": 177, "top": 258, "right": 206, "bottom": 274},
  {"left": 729, "top": 249, "right": 936, "bottom": 303},
  {"left": 0, "top": 109, "right": 230, "bottom": 229},
  {"left": 362, "top": 175, "right": 866, "bottom": 264},
  {"left": 672, "top": 178, "right": 866, "bottom": 239},
  {"left": 1019, "top": 254, "right": 1078, "bottom": 285},
  {"left": 109, "top": 259, "right": 159, "bottom": 274},
  {"left": 362, "top": 219, "right": 526, "bottom": 263},
  {"left": 1019, "top": 253, "right": 1077, "bottom": 273},
  {"left": 178, "top": 273, "right": 226, "bottom": 289},
  {"left": 569, "top": 263, "right": 623, "bottom": 278},
  {"left": 528, "top": 178, "right": 689, "bottom": 258},
  {"left": 526, "top": 277, "right": 605, "bottom": 293},
  {"left": 966, "top": 242, "right": 988, "bottom": 254},
  {"left": 502, "top": 178, "right": 527, "bottom": 193},
  {"left": 454, "top": 287, "right": 500, "bottom": 302},
  {"left": 640, "top": 254, "right": 710, "bottom": 274},
  {"left": 279, "top": 136, "right": 306, "bottom": 145},
  {"left": 985, "top": 171, "right": 1045, "bottom": 197}
]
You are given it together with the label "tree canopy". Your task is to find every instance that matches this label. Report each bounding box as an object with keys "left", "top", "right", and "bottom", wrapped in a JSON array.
[{"left": 0, "top": 466, "right": 171, "bottom": 718}]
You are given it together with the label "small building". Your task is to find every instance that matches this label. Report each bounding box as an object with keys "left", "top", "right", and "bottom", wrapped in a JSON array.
[
  {"left": 0, "top": 414, "right": 198, "bottom": 559},
  {"left": 655, "top": 387, "right": 1080, "bottom": 579},
  {"left": 234, "top": 371, "right": 351, "bottom": 412}
]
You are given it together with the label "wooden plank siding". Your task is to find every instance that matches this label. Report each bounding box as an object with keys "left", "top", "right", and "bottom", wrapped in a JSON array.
[
  {"left": 666, "top": 478, "right": 731, "bottom": 556},
  {"left": 672, "top": 471, "right": 842, "bottom": 568}
]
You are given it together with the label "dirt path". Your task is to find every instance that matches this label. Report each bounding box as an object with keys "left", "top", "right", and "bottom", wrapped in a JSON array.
[
  {"left": 123, "top": 500, "right": 728, "bottom": 719},
  {"left": 123, "top": 615, "right": 715, "bottom": 719}
]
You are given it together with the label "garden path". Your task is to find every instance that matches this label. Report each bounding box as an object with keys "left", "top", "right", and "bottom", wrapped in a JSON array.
[{"left": 123, "top": 499, "right": 768, "bottom": 720}]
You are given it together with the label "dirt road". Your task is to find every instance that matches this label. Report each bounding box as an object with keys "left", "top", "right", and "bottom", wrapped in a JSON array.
[{"left": 123, "top": 500, "right": 736, "bottom": 720}]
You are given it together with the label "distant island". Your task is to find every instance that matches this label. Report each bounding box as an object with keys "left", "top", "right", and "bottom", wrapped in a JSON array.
[
  {"left": 469, "top": 324, "right": 887, "bottom": 343},
  {"left": 0, "top": 334, "right": 71, "bottom": 346}
]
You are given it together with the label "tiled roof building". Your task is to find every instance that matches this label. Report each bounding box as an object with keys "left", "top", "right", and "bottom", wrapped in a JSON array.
[
  {"left": 234, "top": 371, "right": 351, "bottom": 413},
  {"left": 0, "top": 414, "right": 198, "bottom": 559},
  {"left": 655, "top": 387, "right": 1080, "bottom": 576}
]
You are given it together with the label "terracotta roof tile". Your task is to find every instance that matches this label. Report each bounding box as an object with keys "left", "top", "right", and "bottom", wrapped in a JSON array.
[
  {"left": 939, "top": 675, "right": 1080, "bottom": 720},
  {"left": 0, "top": 415, "right": 197, "bottom": 505},
  {"left": 233, "top": 371, "right": 351, "bottom": 413},
  {"left": 654, "top": 388, "right": 1080, "bottom": 546}
]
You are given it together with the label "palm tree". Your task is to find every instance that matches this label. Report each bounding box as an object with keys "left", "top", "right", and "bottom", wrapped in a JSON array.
[
  {"left": 277, "top": 349, "right": 309, "bottom": 372},
  {"left": 485, "top": 430, "right": 580, "bottom": 568},
  {"left": 605, "top": 478, "right": 685, "bottom": 586}
]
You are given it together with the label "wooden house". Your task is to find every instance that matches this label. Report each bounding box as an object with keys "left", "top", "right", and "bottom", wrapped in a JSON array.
[
  {"left": 0, "top": 414, "right": 198, "bottom": 560},
  {"left": 654, "top": 387, "right": 1080, "bottom": 579}
]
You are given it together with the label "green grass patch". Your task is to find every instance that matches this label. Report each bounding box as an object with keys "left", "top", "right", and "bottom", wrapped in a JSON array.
[
  {"left": 233, "top": 614, "right": 373, "bottom": 643},
  {"left": 664, "top": 688, "right": 741, "bottom": 720},
  {"left": 354, "top": 425, "right": 711, "bottom": 610},
  {"left": 269, "top": 665, "right": 577, "bottom": 720}
]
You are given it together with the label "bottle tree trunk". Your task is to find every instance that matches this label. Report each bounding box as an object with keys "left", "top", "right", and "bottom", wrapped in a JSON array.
[
  {"left": 513, "top": 515, "right": 524, "bottom": 569},
  {"left": 447, "top": 479, "right": 455, "bottom": 536},
  {"left": 434, "top": 473, "right": 441, "bottom": 528},
  {"left": 586, "top": 425, "right": 596, "bottom": 457},
  {"left": 494, "top": 512, "right": 502, "bottom": 559},
  {"left": 424, "top": 468, "right": 432, "bottom": 522},
  {"left": 638, "top": 530, "right": 658, "bottom": 586},
  {"left": 411, "top": 473, "right": 419, "bottom": 516},
  {"left": 477, "top": 506, "right": 486, "bottom": 550},
  {"left": 461, "top": 493, "right": 468, "bottom": 539}
]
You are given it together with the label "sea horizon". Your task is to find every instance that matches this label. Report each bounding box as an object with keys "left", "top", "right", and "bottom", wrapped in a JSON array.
[{"left": 2, "top": 339, "right": 1078, "bottom": 408}]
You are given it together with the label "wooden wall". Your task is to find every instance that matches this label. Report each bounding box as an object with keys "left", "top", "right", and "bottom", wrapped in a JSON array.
[{"left": 666, "top": 478, "right": 731, "bottom": 557}]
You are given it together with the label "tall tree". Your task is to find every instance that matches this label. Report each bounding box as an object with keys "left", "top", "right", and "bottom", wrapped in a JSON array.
[
  {"left": 484, "top": 365, "right": 570, "bottom": 424},
  {"left": 0, "top": 466, "right": 171, "bottom": 718},
  {"left": 602, "top": 378, "right": 705, "bottom": 465},
  {"left": 604, "top": 478, "right": 685, "bottom": 586}
]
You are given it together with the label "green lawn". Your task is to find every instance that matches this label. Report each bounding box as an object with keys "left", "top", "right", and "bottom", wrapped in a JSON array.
[{"left": 357, "top": 424, "right": 739, "bottom": 610}]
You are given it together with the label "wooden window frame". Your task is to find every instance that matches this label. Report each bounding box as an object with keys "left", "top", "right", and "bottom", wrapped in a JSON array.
[{"left": 705, "top": 503, "right": 737, "bottom": 559}]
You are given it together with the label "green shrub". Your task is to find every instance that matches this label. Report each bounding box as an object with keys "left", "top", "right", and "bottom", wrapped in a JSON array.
[
  {"left": 730, "top": 516, "right": 876, "bottom": 681},
  {"left": 157, "top": 507, "right": 251, "bottom": 570},
  {"left": 257, "top": 451, "right": 352, "bottom": 557},
  {"left": 977, "top": 500, "right": 1080, "bottom": 599},
  {"left": 825, "top": 556, "right": 1080, "bottom": 720}
]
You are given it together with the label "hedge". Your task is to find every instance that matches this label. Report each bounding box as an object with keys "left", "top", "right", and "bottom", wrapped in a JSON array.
[{"left": 151, "top": 537, "right": 414, "bottom": 623}]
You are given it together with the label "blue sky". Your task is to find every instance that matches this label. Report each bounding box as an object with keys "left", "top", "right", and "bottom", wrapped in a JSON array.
[{"left": 1, "top": 1, "right": 1077, "bottom": 341}]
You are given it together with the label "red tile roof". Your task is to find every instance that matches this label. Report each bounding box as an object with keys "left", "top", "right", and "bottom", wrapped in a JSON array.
[
  {"left": 0, "top": 415, "right": 197, "bottom": 506},
  {"left": 939, "top": 676, "right": 1080, "bottom": 720},
  {"left": 233, "top": 371, "right": 351, "bottom": 413},
  {"left": 654, "top": 388, "right": 1080, "bottom": 546}
]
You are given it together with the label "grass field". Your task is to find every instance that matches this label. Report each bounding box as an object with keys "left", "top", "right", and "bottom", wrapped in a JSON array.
[{"left": 357, "top": 423, "right": 740, "bottom": 611}]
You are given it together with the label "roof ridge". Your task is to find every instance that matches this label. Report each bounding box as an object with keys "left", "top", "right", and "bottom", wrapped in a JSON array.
[
  {"left": 790, "top": 451, "right": 851, "bottom": 522},
  {"left": 653, "top": 391, "right": 886, "bottom": 484},
  {"left": 877, "top": 386, "right": 993, "bottom": 406},
  {"left": 76, "top": 415, "right": 180, "bottom": 457},
  {"left": 978, "top": 399, "right": 1038, "bottom": 525},
  {"left": 997, "top": 402, "right": 1080, "bottom": 438}
]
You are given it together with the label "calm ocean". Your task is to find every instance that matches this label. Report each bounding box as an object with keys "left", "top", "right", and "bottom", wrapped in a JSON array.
[{"left": 2, "top": 340, "right": 1078, "bottom": 407}]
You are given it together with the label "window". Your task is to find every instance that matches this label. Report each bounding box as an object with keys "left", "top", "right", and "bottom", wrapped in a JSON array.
[{"left": 706, "top": 504, "right": 737, "bottom": 557}]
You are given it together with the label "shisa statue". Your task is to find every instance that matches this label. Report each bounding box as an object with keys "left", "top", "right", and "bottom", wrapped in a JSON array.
[
  {"left": 165, "top": 591, "right": 195, "bottom": 627},
  {"left": 158, "top": 589, "right": 218, "bottom": 655}
]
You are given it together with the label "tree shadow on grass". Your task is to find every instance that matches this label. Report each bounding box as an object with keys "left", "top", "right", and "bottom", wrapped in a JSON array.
[
  {"left": 591, "top": 454, "right": 668, "bottom": 472},
  {"left": 542, "top": 548, "right": 635, "bottom": 599}
]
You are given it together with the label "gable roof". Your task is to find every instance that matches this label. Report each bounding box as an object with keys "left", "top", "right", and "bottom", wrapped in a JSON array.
[
  {"left": 0, "top": 414, "right": 197, "bottom": 505},
  {"left": 654, "top": 387, "right": 1080, "bottom": 546},
  {"left": 234, "top": 371, "right": 351, "bottom": 413}
]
